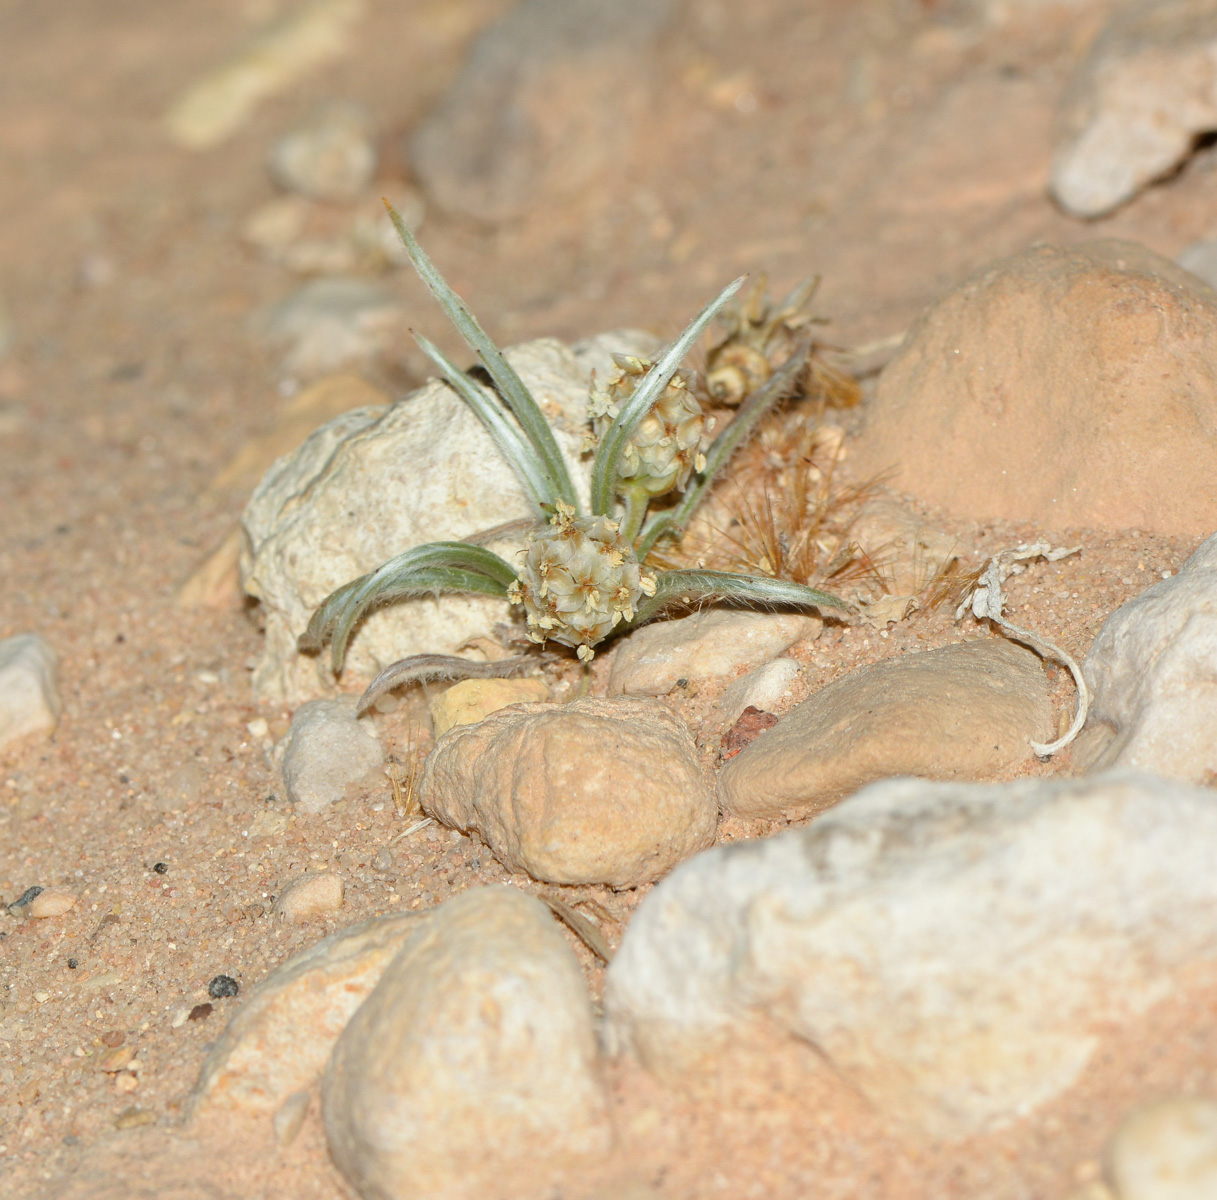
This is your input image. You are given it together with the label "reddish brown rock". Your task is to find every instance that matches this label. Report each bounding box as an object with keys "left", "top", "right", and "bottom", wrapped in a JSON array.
[{"left": 852, "top": 240, "right": 1217, "bottom": 536}]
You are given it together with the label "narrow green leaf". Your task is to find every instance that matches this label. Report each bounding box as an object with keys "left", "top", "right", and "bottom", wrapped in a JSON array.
[
  {"left": 631, "top": 567, "right": 848, "bottom": 626},
  {"left": 413, "top": 332, "right": 552, "bottom": 516},
  {"left": 298, "top": 541, "right": 517, "bottom": 672},
  {"left": 590, "top": 275, "right": 745, "bottom": 516},
  {"left": 385, "top": 204, "right": 577, "bottom": 508},
  {"left": 636, "top": 333, "right": 813, "bottom": 556}
]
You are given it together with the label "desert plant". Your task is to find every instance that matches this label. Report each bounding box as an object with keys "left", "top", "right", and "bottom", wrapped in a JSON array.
[{"left": 298, "top": 207, "right": 847, "bottom": 711}]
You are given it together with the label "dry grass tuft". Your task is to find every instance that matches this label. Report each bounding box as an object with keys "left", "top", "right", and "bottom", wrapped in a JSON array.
[
  {"left": 385, "top": 719, "right": 424, "bottom": 821},
  {"left": 668, "top": 403, "right": 886, "bottom": 596}
]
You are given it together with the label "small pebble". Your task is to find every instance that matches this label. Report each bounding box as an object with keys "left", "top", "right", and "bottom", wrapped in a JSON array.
[
  {"left": 372, "top": 848, "right": 394, "bottom": 872},
  {"left": 98, "top": 1045, "right": 135, "bottom": 1073},
  {"left": 114, "top": 1072, "right": 139, "bottom": 1094},
  {"left": 152, "top": 861, "right": 168, "bottom": 875},
  {"left": 273, "top": 870, "right": 345, "bottom": 922},
  {"left": 208, "top": 974, "right": 240, "bottom": 999},
  {"left": 27, "top": 888, "right": 77, "bottom": 919},
  {"left": 268, "top": 100, "right": 376, "bottom": 201},
  {"left": 7, "top": 885, "right": 43, "bottom": 915},
  {"left": 263, "top": 278, "right": 403, "bottom": 379},
  {"left": 100, "top": 1030, "right": 125, "bottom": 1048},
  {"left": 112, "top": 1106, "right": 155, "bottom": 1130},
  {"left": 189, "top": 1003, "right": 213, "bottom": 1022}
]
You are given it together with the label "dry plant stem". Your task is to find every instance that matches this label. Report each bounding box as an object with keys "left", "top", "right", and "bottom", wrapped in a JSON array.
[
  {"left": 541, "top": 895, "right": 613, "bottom": 963},
  {"left": 993, "top": 616, "right": 1089, "bottom": 757},
  {"left": 961, "top": 546, "right": 1089, "bottom": 758}
]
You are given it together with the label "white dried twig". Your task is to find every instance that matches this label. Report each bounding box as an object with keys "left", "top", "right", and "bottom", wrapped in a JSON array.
[{"left": 956, "top": 541, "right": 1089, "bottom": 758}]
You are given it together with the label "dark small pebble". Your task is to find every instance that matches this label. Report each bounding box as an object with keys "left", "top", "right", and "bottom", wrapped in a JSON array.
[
  {"left": 152, "top": 862, "right": 168, "bottom": 875},
  {"left": 208, "top": 974, "right": 239, "bottom": 999},
  {"left": 100, "top": 1030, "right": 125, "bottom": 1048},
  {"left": 67, "top": 958, "right": 78, "bottom": 969},
  {"left": 189, "top": 1002, "right": 213, "bottom": 1022},
  {"left": 62, "top": 1135, "right": 79, "bottom": 1146},
  {"left": 8, "top": 886, "right": 43, "bottom": 914}
]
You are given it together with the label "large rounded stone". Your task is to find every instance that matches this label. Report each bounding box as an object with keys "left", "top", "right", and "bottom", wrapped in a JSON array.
[
  {"left": 605, "top": 772, "right": 1217, "bottom": 1138},
  {"left": 323, "top": 887, "right": 611, "bottom": 1200},
  {"left": 420, "top": 696, "right": 716, "bottom": 888},
  {"left": 718, "top": 638, "right": 1053, "bottom": 821},
  {"left": 852, "top": 240, "right": 1217, "bottom": 536}
]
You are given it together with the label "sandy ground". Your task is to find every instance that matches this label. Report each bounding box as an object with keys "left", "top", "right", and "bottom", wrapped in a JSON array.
[{"left": 1, "top": 1, "right": 1215, "bottom": 1197}]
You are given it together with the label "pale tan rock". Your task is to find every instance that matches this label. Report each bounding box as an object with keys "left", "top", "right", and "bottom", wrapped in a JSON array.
[
  {"left": 852, "top": 240, "right": 1217, "bottom": 537},
  {"left": 0, "top": 633, "right": 61, "bottom": 750},
  {"left": 430, "top": 677, "right": 549, "bottom": 736},
  {"left": 274, "top": 870, "right": 344, "bottom": 921},
  {"left": 27, "top": 888, "right": 76, "bottom": 919},
  {"left": 164, "top": 0, "right": 366, "bottom": 150},
  {"left": 719, "top": 639, "right": 1053, "bottom": 820},
  {"left": 421, "top": 696, "right": 715, "bottom": 888},
  {"left": 410, "top": 0, "right": 674, "bottom": 223},
  {"left": 608, "top": 609, "right": 821, "bottom": 698},
  {"left": 1082, "top": 533, "right": 1217, "bottom": 786},
  {"left": 191, "top": 911, "right": 422, "bottom": 1116},
  {"left": 850, "top": 497, "right": 958, "bottom": 596},
  {"left": 1105, "top": 1096, "right": 1217, "bottom": 1200},
  {"left": 323, "top": 887, "right": 611, "bottom": 1200},
  {"left": 177, "top": 527, "right": 244, "bottom": 612}
]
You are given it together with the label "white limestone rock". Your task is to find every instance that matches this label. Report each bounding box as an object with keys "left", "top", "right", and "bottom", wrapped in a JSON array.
[
  {"left": 710, "top": 657, "right": 802, "bottom": 731},
  {"left": 605, "top": 772, "right": 1217, "bottom": 1138},
  {"left": 1051, "top": 1, "right": 1217, "bottom": 217},
  {"left": 1082, "top": 532, "right": 1217, "bottom": 785},
  {"left": 1105, "top": 1096, "right": 1217, "bottom": 1200},
  {"left": 0, "top": 633, "right": 61, "bottom": 750},
  {"left": 280, "top": 695, "right": 383, "bottom": 813},
  {"left": 242, "top": 332, "right": 655, "bottom": 704}
]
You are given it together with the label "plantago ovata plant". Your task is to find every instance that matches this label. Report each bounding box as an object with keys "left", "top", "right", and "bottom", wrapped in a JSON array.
[{"left": 298, "top": 206, "right": 847, "bottom": 711}]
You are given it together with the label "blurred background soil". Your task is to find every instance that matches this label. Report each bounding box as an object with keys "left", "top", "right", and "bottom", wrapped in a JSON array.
[{"left": 0, "top": 1, "right": 1213, "bottom": 1197}]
